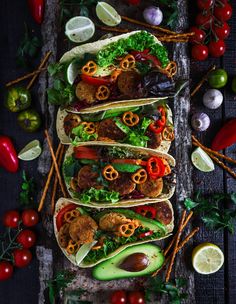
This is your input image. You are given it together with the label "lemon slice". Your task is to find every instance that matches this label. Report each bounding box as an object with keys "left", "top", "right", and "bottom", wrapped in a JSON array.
[
  {"left": 18, "top": 140, "right": 42, "bottom": 161},
  {"left": 96, "top": 2, "right": 121, "bottom": 27},
  {"left": 191, "top": 147, "right": 215, "bottom": 172},
  {"left": 75, "top": 241, "right": 98, "bottom": 265},
  {"left": 192, "top": 243, "right": 224, "bottom": 275},
  {"left": 65, "top": 16, "right": 95, "bottom": 43},
  {"left": 67, "top": 61, "right": 80, "bottom": 85}
]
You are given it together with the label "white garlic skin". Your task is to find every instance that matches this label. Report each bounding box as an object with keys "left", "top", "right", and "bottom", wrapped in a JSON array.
[
  {"left": 191, "top": 112, "right": 210, "bottom": 132},
  {"left": 143, "top": 6, "right": 163, "bottom": 26},
  {"left": 203, "top": 89, "right": 223, "bottom": 109}
]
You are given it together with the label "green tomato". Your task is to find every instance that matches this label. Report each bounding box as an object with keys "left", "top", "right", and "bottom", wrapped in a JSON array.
[
  {"left": 5, "top": 87, "right": 31, "bottom": 112},
  {"left": 208, "top": 69, "right": 228, "bottom": 88},
  {"left": 232, "top": 76, "right": 236, "bottom": 93},
  {"left": 17, "top": 109, "right": 41, "bottom": 133}
]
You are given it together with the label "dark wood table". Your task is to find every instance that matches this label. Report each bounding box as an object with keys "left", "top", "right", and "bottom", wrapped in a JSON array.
[{"left": 0, "top": 0, "right": 236, "bottom": 303}]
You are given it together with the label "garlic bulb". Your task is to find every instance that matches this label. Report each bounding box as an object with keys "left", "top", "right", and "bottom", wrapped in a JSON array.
[
  {"left": 203, "top": 89, "right": 223, "bottom": 109},
  {"left": 191, "top": 112, "right": 210, "bottom": 131},
  {"left": 143, "top": 6, "right": 163, "bottom": 26}
]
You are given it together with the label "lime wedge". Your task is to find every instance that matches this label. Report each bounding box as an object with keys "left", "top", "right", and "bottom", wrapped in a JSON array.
[
  {"left": 67, "top": 61, "right": 80, "bottom": 85},
  {"left": 192, "top": 242, "right": 224, "bottom": 275},
  {"left": 75, "top": 241, "right": 98, "bottom": 265},
  {"left": 65, "top": 16, "right": 95, "bottom": 43},
  {"left": 18, "top": 140, "right": 42, "bottom": 161},
  {"left": 191, "top": 147, "right": 215, "bottom": 172},
  {"left": 96, "top": 2, "right": 121, "bottom": 27}
]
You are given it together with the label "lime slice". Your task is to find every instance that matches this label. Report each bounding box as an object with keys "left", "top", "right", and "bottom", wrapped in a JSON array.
[
  {"left": 75, "top": 241, "right": 98, "bottom": 265},
  {"left": 18, "top": 140, "right": 42, "bottom": 161},
  {"left": 96, "top": 2, "right": 121, "bottom": 27},
  {"left": 65, "top": 16, "right": 95, "bottom": 43},
  {"left": 67, "top": 61, "right": 80, "bottom": 85},
  {"left": 191, "top": 147, "right": 215, "bottom": 172},
  {"left": 192, "top": 242, "right": 224, "bottom": 275}
]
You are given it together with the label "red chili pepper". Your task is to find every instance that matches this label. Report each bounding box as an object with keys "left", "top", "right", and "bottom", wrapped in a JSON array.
[
  {"left": 135, "top": 206, "right": 157, "bottom": 219},
  {"left": 146, "top": 157, "right": 166, "bottom": 179},
  {"left": 212, "top": 119, "right": 236, "bottom": 151},
  {"left": 149, "top": 106, "right": 166, "bottom": 133},
  {"left": 157, "top": 106, "right": 166, "bottom": 126},
  {"left": 131, "top": 49, "right": 161, "bottom": 67},
  {"left": 56, "top": 203, "right": 77, "bottom": 231},
  {"left": 149, "top": 121, "right": 164, "bottom": 134},
  {"left": 138, "top": 230, "right": 154, "bottom": 238},
  {"left": 127, "top": 0, "right": 141, "bottom": 5},
  {"left": 81, "top": 74, "right": 111, "bottom": 86},
  {"left": 28, "top": 0, "right": 45, "bottom": 24},
  {"left": 0, "top": 136, "right": 19, "bottom": 173}
]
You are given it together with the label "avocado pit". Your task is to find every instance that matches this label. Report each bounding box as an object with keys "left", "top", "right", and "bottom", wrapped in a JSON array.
[{"left": 119, "top": 252, "right": 149, "bottom": 272}]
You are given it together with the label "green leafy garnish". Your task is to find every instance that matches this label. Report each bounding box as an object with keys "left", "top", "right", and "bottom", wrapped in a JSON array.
[
  {"left": 156, "top": 0, "right": 178, "bottom": 29},
  {"left": 146, "top": 277, "right": 188, "bottom": 304},
  {"left": 19, "top": 171, "right": 36, "bottom": 206},
  {"left": 184, "top": 191, "right": 236, "bottom": 233},
  {"left": 63, "top": 156, "right": 81, "bottom": 181},
  {"left": 72, "top": 124, "right": 98, "bottom": 143},
  {"left": 107, "top": 146, "right": 142, "bottom": 159},
  {"left": 79, "top": 187, "right": 120, "bottom": 204}
]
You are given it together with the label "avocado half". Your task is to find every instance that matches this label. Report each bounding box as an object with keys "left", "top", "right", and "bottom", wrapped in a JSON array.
[{"left": 92, "top": 243, "right": 164, "bottom": 281}]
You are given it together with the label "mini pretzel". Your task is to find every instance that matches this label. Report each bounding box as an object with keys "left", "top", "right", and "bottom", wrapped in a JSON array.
[
  {"left": 120, "top": 54, "right": 136, "bottom": 70},
  {"left": 162, "top": 126, "right": 175, "bottom": 141},
  {"left": 64, "top": 209, "right": 80, "bottom": 223},
  {"left": 132, "top": 219, "right": 140, "bottom": 229},
  {"left": 70, "top": 178, "right": 78, "bottom": 192},
  {"left": 81, "top": 122, "right": 96, "bottom": 134},
  {"left": 102, "top": 165, "right": 119, "bottom": 181},
  {"left": 110, "top": 69, "right": 122, "bottom": 82},
  {"left": 66, "top": 240, "right": 79, "bottom": 255},
  {"left": 165, "top": 61, "right": 177, "bottom": 78},
  {"left": 92, "top": 245, "right": 102, "bottom": 251},
  {"left": 118, "top": 222, "right": 136, "bottom": 237},
  {"left": 81, "top": 61, "right": 97, "bottom": 76},
  {"left": 96, "top": 85, "right": 110, "bottom": 100},
  {"left": 161, "top": 158, "right": 171, "bottom": 176},
  {"left": 122, "top": 111, "right": 139, "bottom": 127},
  {"left": 131, "top": 169, "right": 147, "bottom": 184}
]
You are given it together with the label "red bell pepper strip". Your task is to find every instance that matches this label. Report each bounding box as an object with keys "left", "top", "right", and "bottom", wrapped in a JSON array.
[
  {"left": 28, "top": 0, "right": 44, "bottom": 24},
  {"left": 149, "top": 106, "right": 166, "bottom": 134},
  {"left": 146, "top": 157, "right": 166, "bottom": 179},
  {"left": 212, "top": 119, "right": 236, "bottom": 151},
  {"left": 0, "top": 136, "right": 19, "bottom": 173},
  {"left": 131, "top": 49, "right": 161, "bottom": 67},
  {"left": 149, "top": 122, "right": 164, "bottom": 134},
  {"left": 74, "top": 146, "right": 99, "bottom": 160},
  {"left": 81, "top": 74, "right": 111, "bottom": 86},
  {"left": 56, "top": 203, "right": 77, "bottom": 231},
  {"left": 135, "top": 206, "right": 157, "bottom": 219},
  {"left": 138, "top": 230, "right": 154, "bottom": 238}
]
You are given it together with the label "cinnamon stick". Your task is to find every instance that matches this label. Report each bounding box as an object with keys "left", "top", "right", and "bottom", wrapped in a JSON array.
[
  {"left": 38, "top": 143, "right": 62, "bottom": 212},
  {"left": 6, "top": 67, "right": 47, "bottom": 87},
  {"left": 165, "top": 210, "right": 187, "bottom": 282},
  {"left": 44, "top": 130, "right": 67, "bottom": 197},
  {"left": 191, "top": 65, "right": 216, "bottom": 97},
  {"left": 27, "top": 51, "right": 52, "bottom": 90}
]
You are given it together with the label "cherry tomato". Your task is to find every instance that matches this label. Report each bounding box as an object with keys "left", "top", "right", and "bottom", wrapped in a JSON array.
[
  {"left": 214, "top": 3, "right": 232, "bottom": 21},
  {"left": 189, "top": 27, "right": 206, "bottom": 44},
  {"left": 21, "top": 209, "right": 39, "bottom": 227},
  {"left": 208, "top": 40, "right": 226, "bottom": 57},
  {"left": 17, "top": 229, "right": 36, "bottom": 249},
  {"left": 213, "top": 22, "right": 230, "bottom": 40},
  {"left": 191, "top": 44, "right": 208, "bottom": 61},
  {"left": 0, "top": 261, "right": 13, "bottom": 281},
  {"left": 195, "top": 12, "right": 213, "bottom": 29},
  {"left": 128, "top": 291, "right": 145, "bottom": 304},
  {"left": 3, "top": 210, "right": 20, "bottom": 228},
  {"left": 110, "top": 290, "right": 127, "bottom": 304},
  {"left": 197, "top": 0, "right": 213, "bottom": 10},
  {"left": 13, "top": 248, "right": 32, "bottom": 268}
]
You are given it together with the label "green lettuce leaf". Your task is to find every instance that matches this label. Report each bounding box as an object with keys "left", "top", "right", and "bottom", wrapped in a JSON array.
[{"left": 79, "top": 188, "right": 120, "bottom": 204}]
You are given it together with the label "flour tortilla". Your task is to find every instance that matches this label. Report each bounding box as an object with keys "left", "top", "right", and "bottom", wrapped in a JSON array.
[{"left": 53, "top": 197, "right": 174, "bottom": 267}]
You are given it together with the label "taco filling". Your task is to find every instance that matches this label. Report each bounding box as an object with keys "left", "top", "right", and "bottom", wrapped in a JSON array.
[
  {"left": 47, "top": 31, "right": 178, "bottom": 111},
  {"left": 63, "top": 145, "right": 176, "bottom": 204},
  {"left": 55, "top": 201, "right": 173, "bottom": 266}
]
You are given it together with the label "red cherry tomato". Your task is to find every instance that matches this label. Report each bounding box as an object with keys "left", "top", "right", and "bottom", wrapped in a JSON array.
[
  {"left": 195, "top": 12, "right": 213, "bottom": 29},
  {"left": 197, "top": 0, "right": 213, "bottom": 10},
  {"left": 13, "top": 248, "right": 32, "bottom": 268},
  {"left": 213, "top": 22, "right": 230, "bottom": 40},
  {"left": 214, "top": 3, "right": 233, "bottom": 21},
  {"left": 128, "top": 291, "right": 145, "bottom": 304},
  {"left": 17, "top": 229, "right": 36, "bottom": 249},
  {"left": 21, "top": 209, "right": 39, "bottom": 227},
  {"left": 3, "top": 210, "right": 20, "bottom": 228},
  {"left": 110, "top": 290, "right": 127, "bottom": 304},
  {"left": 208, "top": 40, "right": 226, "bottom": 57},
  {"left": 0, "top": 261, "right": 14, "bottom": 281},
  {"left": 189, "top": 27, "right": 206, "bottom": 44},
  {"left": 191, "top": 44, "right": 208, "bottom": 61}
]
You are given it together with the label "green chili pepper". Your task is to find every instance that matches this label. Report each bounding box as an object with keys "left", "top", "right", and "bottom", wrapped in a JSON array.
[
  {"left": 17, "top": 109, "right": 41, "bottom": 132},
  {"left": 5, "top": 87, "right": 31, "bottom": 112}
]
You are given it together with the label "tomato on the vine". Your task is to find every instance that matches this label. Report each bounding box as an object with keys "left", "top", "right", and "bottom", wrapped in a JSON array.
[
  {"left": 189, "top": 27, "right": 206, "bottom": 44},
  {"left": 195, "top": 12, "right": 213, "bottom": 29},
  {"left": 197, "top": 0, "right": 213, "bottom": 10},
  {"left": 13, "top": 248, "right": 32, "bottom": 268},
  {"left": 214, "top": 3, "right": 233, "bottom": 21},
  {"left": 213, "top": 22, "right": 230, "bottom": 40},
  {"left": 110, "top": 290, "right": 127, "bottom": 304},
  {"left": 128, "top": 291, "right": 145, "bottom": 304},
  {"left": 21, "top": 209, "right": 39, "bottom": 227},
  {"left": 17, "top": 229, "right": 36, "bottom": 249},
  {"left": 208, "top": 40, "right": 226, "bottom": 57},
  {"left": 0, "top": 261, "right": 13, "bottom": 281},
  {"left": 191, "top": 44, "right": 209, "bottom": 61},
  {"left": 3, "top": 210, "right": 20, "bottom": 228}
]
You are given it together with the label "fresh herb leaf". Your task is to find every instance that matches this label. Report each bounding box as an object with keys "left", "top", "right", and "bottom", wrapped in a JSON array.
[
  {"left": 19, "top": 171, "right": 36, "bottom": 206},
  {"left": 72, "top": 124, "right": 98, "bottom": 143}
]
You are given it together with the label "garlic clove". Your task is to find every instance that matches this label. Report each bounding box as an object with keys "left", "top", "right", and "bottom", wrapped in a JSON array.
[
  {"left": 143, "top": 6, "right": 163, "bottom": 26},
  {"left": 203, "top": 89, "right": 223, "bottom": 109},
  {"left": 191, "top": 112, "right": 210, "bottom": 132}
]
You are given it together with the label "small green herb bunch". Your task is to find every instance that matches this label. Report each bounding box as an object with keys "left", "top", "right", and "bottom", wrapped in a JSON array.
[{"left": 19, "top": 170, "right": 36, "bottom": 207}]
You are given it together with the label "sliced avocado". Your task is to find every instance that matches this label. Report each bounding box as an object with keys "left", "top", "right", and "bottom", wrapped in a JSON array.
[{"left": 92, "top": 243, "right": 164, "bottom": 280}]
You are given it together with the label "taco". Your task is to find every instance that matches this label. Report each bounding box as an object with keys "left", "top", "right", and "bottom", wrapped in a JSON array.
[
  {"left": 53, "top": 198, "right": 174, "bottom": 267},
  {"left": 62, "top": 143, "right": 176, "bottom": 207},
  {"left": 57, "top": 100, "right": 174, "bottom": 153},
  {"left": 48, "top": 31, "right": 180, "bottom": 113}
]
